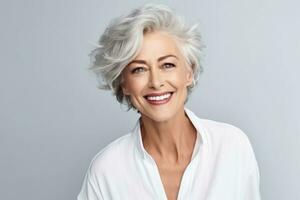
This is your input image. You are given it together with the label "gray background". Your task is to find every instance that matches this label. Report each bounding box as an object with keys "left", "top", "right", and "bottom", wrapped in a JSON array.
[{"left": 1, "top": 0, "right": 299, "bottom": 199}]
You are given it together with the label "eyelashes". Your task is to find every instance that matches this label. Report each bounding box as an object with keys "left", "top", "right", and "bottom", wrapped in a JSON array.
[
  {"left": 163, "top": 63, "right": 175, "bottom": 69},
  {"left": 131, "top": 67, "right": 145, "bottom": 74},
  {"left": 130, "top": 63, "right": 176, "bottom": 74}
]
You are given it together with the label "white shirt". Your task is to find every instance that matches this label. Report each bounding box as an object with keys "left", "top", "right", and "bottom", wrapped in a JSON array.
[{"left": 77, "top": 108, "right": 261, "bottom": 200}]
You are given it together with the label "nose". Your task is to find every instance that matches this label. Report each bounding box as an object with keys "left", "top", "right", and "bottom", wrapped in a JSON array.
[{"left": 148, "top": 68, "right": 164, "bottom": 89}]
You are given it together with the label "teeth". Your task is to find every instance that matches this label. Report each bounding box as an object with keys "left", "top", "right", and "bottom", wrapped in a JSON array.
[{"left": 146, "top": 93, "right": 171, "bottom": 101}]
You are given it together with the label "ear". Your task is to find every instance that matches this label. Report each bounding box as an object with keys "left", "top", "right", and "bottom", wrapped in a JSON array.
[
  {"left": 185, "top": 67, "right": 194, "bottom": 87},
  {"left": 121, "top": 82, "right": 130, "bottom": 95}
]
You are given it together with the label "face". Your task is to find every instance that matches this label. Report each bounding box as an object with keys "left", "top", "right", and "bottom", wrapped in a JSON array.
[{"left": 121, "top": 31, "right": 193, "bottom": 122}]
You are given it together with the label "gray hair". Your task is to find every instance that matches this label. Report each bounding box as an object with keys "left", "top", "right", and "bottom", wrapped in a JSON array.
[{"left": 89, "top": 4, "right": 204, "bottom": 109}]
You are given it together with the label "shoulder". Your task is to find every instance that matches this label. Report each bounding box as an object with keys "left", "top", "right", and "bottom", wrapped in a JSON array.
[
  {"left": 200, "top": 118, "right": 250, "bottom": 145},
  {"left": 186, "top": 108, "right": 253, "bottom": 153},
  {"left": 199, "top": 118, "right": 258, "bottom": 167},
  {"left": 186, "top": 108, "right": 250, "bottom": 147},
  {"left": 78, "top": 133, "right": 136, "bottom": 199},
  {"left": 87, "top": 132, "right": 135, "bottom": 177}
]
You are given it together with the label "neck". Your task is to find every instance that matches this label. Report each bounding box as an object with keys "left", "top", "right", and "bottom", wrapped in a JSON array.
[{"left": 140, "top": 109, "right": 197, "bottom": 164}]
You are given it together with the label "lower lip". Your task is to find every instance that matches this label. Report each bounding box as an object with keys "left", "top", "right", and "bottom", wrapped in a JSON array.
[{"left": 145, "top": 93, "right": 173, "bottom": 105}]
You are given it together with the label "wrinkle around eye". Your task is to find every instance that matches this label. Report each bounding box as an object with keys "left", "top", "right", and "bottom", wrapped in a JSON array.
[
  {"left": 162, "top": 63, "right": 176, "bottom": 69},
  {"left": 131, "top": 66, "right": 147, "bottom": 74}
]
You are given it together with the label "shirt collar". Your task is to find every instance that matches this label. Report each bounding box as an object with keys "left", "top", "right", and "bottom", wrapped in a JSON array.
[{"left": 133, "top": 107, "right": 208, "bottom": 160}]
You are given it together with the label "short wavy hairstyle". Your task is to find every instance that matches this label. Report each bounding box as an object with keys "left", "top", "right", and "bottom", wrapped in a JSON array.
[{"left": 89, "top": 4, "right": 204, "bottom": 109}]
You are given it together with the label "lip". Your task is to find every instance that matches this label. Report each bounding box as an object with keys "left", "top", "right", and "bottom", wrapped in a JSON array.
[
  {"left": 144, "top": 92, "right": 174, "bottom": 105},
  {"left": 144, "top": 92, "right": 172, "bottom": 97}
]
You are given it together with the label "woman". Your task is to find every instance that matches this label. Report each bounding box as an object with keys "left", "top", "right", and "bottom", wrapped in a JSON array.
[{"left": 78, "top": 4, "right": 260, "bottom": 200}]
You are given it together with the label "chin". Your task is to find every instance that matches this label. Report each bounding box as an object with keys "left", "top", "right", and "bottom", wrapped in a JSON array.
[
  {"left": 139, "top": 105, "right": 182, "bottom": 123},
  {"left": 132, "top": 93, "right": 186, "bottom": 122},
  {"left": 144, "top": 112, "right": 173, "bottom": 122}
]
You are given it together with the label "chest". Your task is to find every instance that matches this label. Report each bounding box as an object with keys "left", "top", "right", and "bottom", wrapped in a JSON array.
[
  {"left": 99, "top": 152, "right": 245, "bottom": 200},
  {"left": 156, "top": 162, "right": 189, "bottom": 200}
]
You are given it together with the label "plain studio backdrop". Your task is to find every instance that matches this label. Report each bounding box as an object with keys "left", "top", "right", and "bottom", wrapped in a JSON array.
[{"left": 0, "top": 0, "right": 299, "bottom": 199}]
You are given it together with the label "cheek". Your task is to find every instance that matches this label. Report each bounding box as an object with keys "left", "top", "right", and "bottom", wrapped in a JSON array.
[
  {"left": 124, "top": 77, "right": 148, "bottom": 95},
  {"left": 168, "top": 69, "right": 191, "bottom": 88}
]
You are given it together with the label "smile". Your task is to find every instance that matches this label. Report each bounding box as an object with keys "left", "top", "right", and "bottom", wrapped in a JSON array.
[{"left": 144, "top": 92, "right": 173, "bottom": 105}]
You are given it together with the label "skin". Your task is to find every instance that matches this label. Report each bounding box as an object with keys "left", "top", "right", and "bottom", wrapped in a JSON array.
[{"left": 121, "top": 31, "right": 197, "bottom": 200}]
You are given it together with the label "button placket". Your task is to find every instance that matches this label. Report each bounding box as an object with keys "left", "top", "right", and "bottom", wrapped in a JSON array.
[{"left": 145, "top": 153, "right": 169, "bottom": 200}]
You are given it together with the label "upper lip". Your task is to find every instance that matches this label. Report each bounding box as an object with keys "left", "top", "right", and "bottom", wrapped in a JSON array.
[{"left": 144, "top": 92, "right": 173, "bottom": 97}]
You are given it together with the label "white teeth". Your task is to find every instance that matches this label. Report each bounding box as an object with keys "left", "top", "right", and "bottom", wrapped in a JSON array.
[{"left": 146, "top": 93, "right": 171, "bottom": 101}]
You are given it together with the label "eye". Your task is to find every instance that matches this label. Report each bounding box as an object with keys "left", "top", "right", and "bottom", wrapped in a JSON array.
[
  {"left": 162, "top": 63, "right": 176, "bottom": 69},
  {"left": 131, "top": 66, "right": 146, "bottom": 74}
]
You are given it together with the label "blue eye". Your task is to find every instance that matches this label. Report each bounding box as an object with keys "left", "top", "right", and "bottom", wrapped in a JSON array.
[
  {"left": 163, "top": 63, "right": 176, "bottom": 69},
  {"left": 131, "top": 67, "right": 146, "bottom": 74}
]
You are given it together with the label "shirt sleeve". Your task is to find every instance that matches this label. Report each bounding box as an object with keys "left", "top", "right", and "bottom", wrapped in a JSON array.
[
  {"left": 234, "top": 126, "right": 261, "bottom": 200},
  {"left": 77, "top": 166, "right": 103, "bottom": 200},
  {"left": 243, "top": 164, "right": 261, "bottom": 200},
  {"left": 242, "top": 135, "right": 261, "bottom": 200}
]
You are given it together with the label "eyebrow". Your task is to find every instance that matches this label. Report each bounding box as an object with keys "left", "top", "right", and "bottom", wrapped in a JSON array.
[{"left": 128, "top": 54, "right": 178, "bottom": 65}]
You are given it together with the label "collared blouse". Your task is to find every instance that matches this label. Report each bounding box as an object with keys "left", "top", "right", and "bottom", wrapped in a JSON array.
[{"left": 78, "top": 108, "right": 261, "bottom": 200}]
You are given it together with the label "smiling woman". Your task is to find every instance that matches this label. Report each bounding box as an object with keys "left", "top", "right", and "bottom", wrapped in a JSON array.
[
  {"left": 121, "top": 31, "right": 194, "bottom": 122},
  {"left": 78, "top": 4, "right": 261, "bottom": 200}
]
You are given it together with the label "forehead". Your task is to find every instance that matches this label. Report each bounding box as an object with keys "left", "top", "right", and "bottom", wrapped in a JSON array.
[{"left": 134, "top": 31, "right": 182, "bottom": 60}]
